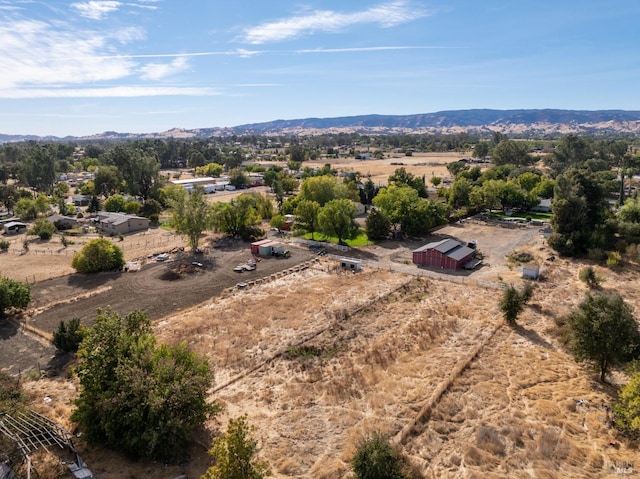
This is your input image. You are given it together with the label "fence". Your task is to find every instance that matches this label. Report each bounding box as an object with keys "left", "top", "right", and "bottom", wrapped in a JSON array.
[{"left": 326, "top": 253, "right": 505, "bottom": 290}]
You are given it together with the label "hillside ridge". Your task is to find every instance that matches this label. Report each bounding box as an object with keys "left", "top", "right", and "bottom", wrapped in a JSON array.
[{"left": 2, "top": 108, "right": 640, "bottom": 142}]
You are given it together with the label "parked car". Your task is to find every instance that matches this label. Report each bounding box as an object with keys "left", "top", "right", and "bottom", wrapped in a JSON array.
[{"left": 155, "top": 253, "right": 170, "bottom": 262}]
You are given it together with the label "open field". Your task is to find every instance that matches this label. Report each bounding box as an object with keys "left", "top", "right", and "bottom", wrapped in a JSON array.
[
  {"left": 305, "top": 152, "right": 472, "bottom": 185},
  {"left": 4, "top": 216, "right": 640, "bottom": 478}
]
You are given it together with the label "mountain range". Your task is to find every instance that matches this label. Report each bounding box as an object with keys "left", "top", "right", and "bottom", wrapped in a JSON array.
[{"left": 2, "top": 109, "right": 640, "bottom": 143}]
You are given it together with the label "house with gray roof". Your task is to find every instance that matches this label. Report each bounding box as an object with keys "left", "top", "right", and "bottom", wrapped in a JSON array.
[{"left": 94, "top": 212, "right": 149, "bottom": 235}]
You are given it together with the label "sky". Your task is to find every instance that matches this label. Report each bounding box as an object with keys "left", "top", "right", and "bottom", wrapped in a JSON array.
[{"left": 0, "top": 0, "right": 639, "bottom": 136}]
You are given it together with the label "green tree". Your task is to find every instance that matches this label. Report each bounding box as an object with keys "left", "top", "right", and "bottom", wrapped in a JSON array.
[
  {"left": 549, "top": 168, "right": 611, "bottom": 256},
  {"left": 298, "top": 175, "right": 356, "bottom": 206},
  {"left": 0, "top": 277, "right": 31, "bottom": 318},
  {"left": 365, "top": 208, "right": 391, "bottom": 241},
  {"left": 196, "top": 162, "right": 224, "bottom": 177},
  {"left": 202, "top": 415, "right": 271, "bottom": 479},
  {"left": 473, "top": 141, "right": 490, "bottom": 159},
  {"left": 269, "top": 214, "right": 286, "bottom": 232},
  {"left": 491, "top": 140, "right": 533, "bottom": 166},
  {"left": 87, "top": 195, "right": 100, "bottom": 213},
  {"left": 388, "top": 167, "right": 427, "bottom": 197},
  {"left": 169, "top": 187, "right": 213, "bottom": 250},
  {"left": 294, "top": 199, "right": 320, "bottom": 239},
  {"left": 567, "top": 292, "right": 640, "bottom": 382},
  {"left": 19, "top": 144, "right": 57, "bottom": 193},
  {"left": 93, "top": 165, "right": 122, "bottom": 197},
  {"left": 52, "top": 317, "right": 85, "bottom": 353},
  {"left": 14, "top": 197, "right": 38, "bottom": 221},
  {"left": 287, "top": 144, "right": 307, "bottom": 164},
  {"left": 318, "top": 199, "right": 359, "bottom": 245},
  {"left": 72, "top": 309, "right": 214, "bottom": 460},
  {"left": 71, "top": 238, "right": 125, "bottom": 273},
  {"left": 103, "top": 193, "right": 127, "bottom": 212},
  {"left": 618, "top": 197, "right": 640, "bottom": 223},
  {"left": 352, "top": 431, "right": 406, "bottom": 479},
  {"left": 499, "top": 284, "right": 533, "bottom": 325},
  {"left": 211, "top": 194, "right": 261, "bottom": 238},
  {"left": 228, "top": 168, "right": 249, "bottom": 189},
  {"left": 28, "top": 217, "right": 56, "bottom": 240},
  {"left": 613, "top": 361, "right": 640, "bottom": 438}
]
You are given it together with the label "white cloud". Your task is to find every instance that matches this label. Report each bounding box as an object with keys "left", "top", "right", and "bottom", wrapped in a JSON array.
[
  {"left": 0, "top": 86, "right": 219, "bottom": 99},
  {"left": 139, "top": 56, "right": 189, "bottom": 80},
  {"left": 243, "top": 1, "right": 429, "bottom": 44},
  {"left": 72, "top": 1, "right": 122, "bottom": 20},
  {"left": 0, "top": 19, "right": 135, "bottom": 89}
]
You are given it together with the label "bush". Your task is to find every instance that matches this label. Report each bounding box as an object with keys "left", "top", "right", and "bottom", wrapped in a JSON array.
[
  {"left": 202, "top": 415, "right": 271, "bottom": 479},
  {"left": 607, "top": 251, "right": 622, "bottom": 268},
  {"left": 52, "top": 318, "right": 85, "bottom": 353},
  {"left": 71, "top": 238, "right": 125, "bottom": 273},
  {"left": 72, "top": 309, "right": 215, "bottom": 460},
  {"left": 0, "top": 240, "right": 9, "bottom": 252},
  {"left": 352, "top": 431, "right": 408, "bottom": 479},
  {"left": 28, "top": 218, "right": 56, "bottom": 240},
  {"left": 0, "top": 277, "right": 31, "bottom": 317},
  {"left": 578, "top": 266, "right": 603, "bottom": 288}
]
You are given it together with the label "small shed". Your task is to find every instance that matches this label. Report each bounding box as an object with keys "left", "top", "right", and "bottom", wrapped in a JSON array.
[
  {"left": 2, "top": 221, "right": 27, "bottom": 235},
  {"left": 339, "top": 257, "right": 362, "bottom": 272},
  {"left": 258, "top": 241, "right": 274, "bottom": 257},
  {"left": 522, "top": 263, "right": 540, "bottom": 279},
  {"left": 251, "top": 239, "right": 272, "bottom": 254}
]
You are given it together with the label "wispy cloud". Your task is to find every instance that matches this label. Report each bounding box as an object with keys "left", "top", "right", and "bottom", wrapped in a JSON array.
[
  {"left": 71, "top": 1, "right": 158, "bottom": 20},
  {"left": 72, "top": 1, "right": 122, "bottom": 20},
  {"left": 139, "top": 56, "right": 189, "bottom": 80},
  {"left": 0, "top": 86, "right": 220, "bottom": 99},
  {"left": 243, "top": 1, "right": 429, "bottom": 44}
]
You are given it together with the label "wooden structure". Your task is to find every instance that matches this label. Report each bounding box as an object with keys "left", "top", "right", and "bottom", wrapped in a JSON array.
[{"left": 412, "top": 238, "right": 475, "bottom": 270}]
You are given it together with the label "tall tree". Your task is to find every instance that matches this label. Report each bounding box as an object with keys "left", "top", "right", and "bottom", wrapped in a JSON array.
[
  {"left": 211, "top": 194, "right": 261, "bottom": 238},
  {"left": 294, "top": 199, "right": 320, "bottom": 239},
  {"left": 73, "top": 309, "right": 214, "bottom": 460},
  {"left": 318, "top": 198, "right": 359, "bottom": 245},
  {"left": 567, "top": 292, "right": 640, "bottom": 382},
  {"left": 19, "top": 144, "right": 57, "bottom": 193},
  {"left": 169, "top": 187, "right": 213, "bottom": 250}
]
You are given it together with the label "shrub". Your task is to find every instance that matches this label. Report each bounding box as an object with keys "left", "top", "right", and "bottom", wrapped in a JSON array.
[
  {"left": 606, "top": 251, "right": 622, "bottom": 268},
  {"left": 352, "top": 431, "right": 407, "bottom": 479},
  {"left": 0, "top": 240, "right": 9, "bottom": 252},
  {"left": 28, "top": 218, "right": 56, "bottom": 240},
  {"left": 578, "top": 266, "right": 603, "bottom": 288},
  {"left": 71, "top": 238, "right": 125, "bottom": 273},
  {"left": 202, "top": 415, "right": 271, "bottom": 479},
  {"left": 52, "top": 318, "right": 85, "bottom": 353},
  {"left": 0, "top": 277, "right": 31, "bottom": 317}
]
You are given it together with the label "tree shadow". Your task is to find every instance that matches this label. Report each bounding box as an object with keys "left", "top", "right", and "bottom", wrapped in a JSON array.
[
  {"left": 0, "top": 319, "right": 19, "bottom": 340},
  {"left": 66, "top": 271, "right": 121, "bottom": 289},
  {"left": 512, "top": 323, "right": 555, "bottom": 350}
]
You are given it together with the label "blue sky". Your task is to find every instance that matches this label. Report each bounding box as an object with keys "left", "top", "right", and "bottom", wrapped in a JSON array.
[{"left": 1, "top": 0, "right": 639, "bottom": 136}]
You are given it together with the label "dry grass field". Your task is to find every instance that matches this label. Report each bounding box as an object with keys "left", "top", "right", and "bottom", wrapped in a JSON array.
[
  {"left": 16, "top": 242, "right": 640, "bottom": 479},
  {"left": 5, "top": 155, "right": 640, "bottom": 478}
]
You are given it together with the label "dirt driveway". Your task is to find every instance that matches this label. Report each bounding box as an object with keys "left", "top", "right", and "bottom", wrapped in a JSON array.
[
  {"left": 26, "top": 241, "right": 317, "bottom": 335},
  {"left": 359, "top": 220, "right": 548, "bottom": 283}
]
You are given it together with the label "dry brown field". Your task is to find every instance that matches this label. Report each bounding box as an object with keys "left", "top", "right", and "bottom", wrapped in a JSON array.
[
  {"left": 305, "top": 152, "right": 471, "bottom": 185},
  {"left": 7, "top": 219, "right": 640, "bottom": 479},
  {"left": 4, "top": 158, "right": 640, "bottom": 478}
]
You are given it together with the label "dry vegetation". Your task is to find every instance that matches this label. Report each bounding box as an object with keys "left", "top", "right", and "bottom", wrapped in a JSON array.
[
  {"left": 7, "top": 154, "right": 640, "bottom": 478},
  {"left": 18, "top": 249, "right": 640, "bottom": 478}
]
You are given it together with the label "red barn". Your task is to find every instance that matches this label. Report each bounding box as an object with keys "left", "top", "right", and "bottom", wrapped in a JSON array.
[{"left": 412, "top": 238, "right": 475, "bottom": 269}]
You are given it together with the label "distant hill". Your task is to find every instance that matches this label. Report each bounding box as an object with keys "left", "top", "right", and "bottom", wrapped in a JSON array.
[{"left": 2, "top": 109, "right": 640, "bottom": 143}]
